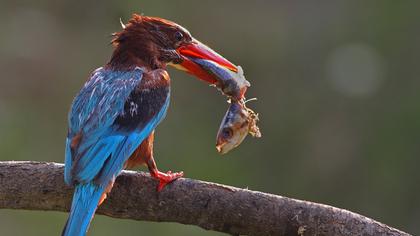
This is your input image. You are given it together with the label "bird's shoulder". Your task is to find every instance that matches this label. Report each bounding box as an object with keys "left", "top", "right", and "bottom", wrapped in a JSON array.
[
  {"left": 68, "top": 67, "right": 144, "bottom": 136},
  {"left": 113, "top": 68, "right": 171, "bottom": 132}
]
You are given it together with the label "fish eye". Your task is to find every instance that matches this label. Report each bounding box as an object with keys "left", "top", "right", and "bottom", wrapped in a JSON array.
[
  {"left": 222, "top": 128, "right": 233, "bottom": 139},
  {"left": 174, "top": 31, "right": 184, "bottom": 41}
]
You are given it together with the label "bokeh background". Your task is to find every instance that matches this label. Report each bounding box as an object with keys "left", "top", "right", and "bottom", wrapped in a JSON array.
[{"left": 0, "top": 1, "right": 419, "bottom": 235}]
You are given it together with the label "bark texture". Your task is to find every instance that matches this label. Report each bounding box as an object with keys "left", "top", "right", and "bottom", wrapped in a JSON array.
[{"left": 0, "top": 161, "right": 410, "bottom": 236}]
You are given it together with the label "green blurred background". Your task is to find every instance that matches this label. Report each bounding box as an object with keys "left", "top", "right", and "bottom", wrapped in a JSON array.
[{"left": 0, "top": 1, "right": 419, "bottom": 235}]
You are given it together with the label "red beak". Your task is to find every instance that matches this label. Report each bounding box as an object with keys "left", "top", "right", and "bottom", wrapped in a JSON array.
[{"left": 173, "top": 39, "right": 238, "bottom": 84}]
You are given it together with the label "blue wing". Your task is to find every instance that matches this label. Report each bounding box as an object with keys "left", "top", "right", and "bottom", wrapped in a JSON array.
[
  {"left": 63, "top": 67, "right": 170, "bottom": 236},
  {"left": 64, "top": 67, "right": 170, "bottom": 186}
]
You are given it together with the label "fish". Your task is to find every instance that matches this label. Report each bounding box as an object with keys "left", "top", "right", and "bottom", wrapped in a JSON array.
[
  {"left": 188, "top": 58, "right": 250, "bottom": 100},
  {"left": 216, "top": 99, "right": 261, "bottom": 154},
  {"left": 186, "top": 56, "right": 260, "bottom": 153}
]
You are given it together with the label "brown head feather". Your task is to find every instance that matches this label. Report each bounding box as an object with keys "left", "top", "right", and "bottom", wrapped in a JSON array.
[{"left": 107, "top": 14, "right": 192, "bottom": 70}]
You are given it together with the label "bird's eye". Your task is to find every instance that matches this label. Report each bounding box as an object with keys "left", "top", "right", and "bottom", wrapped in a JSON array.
[
  {"left": 174, "top": 31, "right": 184, "bottom": 41},
  {"left": 222, "top": 128, "right": 233, "bottom": 139}
]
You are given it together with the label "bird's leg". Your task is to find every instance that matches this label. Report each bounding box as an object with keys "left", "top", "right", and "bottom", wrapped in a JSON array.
[
  {"left": 98, "top": 180, "right": 115, "bottom": 206},
  {"left": 140, "top": 132, "right": 183, "bottom": 191},
  {"left": 147, "top": 157, "right": 184, "bottom": 191},
  {"left": 126, "top": 132, "right": 183, "bottom": 191}
]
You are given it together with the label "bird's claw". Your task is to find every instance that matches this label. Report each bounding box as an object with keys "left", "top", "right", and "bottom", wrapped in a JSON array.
[{"left": 153, "top": 170, "right": 184, "bottom": 192}]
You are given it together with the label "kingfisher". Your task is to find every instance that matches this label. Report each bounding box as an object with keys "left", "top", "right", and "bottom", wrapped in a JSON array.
[{"left": 62, "top": 14, "right": 238, "bottom": 236}]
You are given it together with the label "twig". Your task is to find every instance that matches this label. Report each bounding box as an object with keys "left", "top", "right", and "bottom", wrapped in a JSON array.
[{"left": 0, "top": 161, "right": 410, "bottom": 236}]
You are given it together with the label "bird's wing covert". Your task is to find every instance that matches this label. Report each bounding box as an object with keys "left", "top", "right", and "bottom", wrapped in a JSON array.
[{"left": 64, "top": 67, "right": 145, "bottom": 185}]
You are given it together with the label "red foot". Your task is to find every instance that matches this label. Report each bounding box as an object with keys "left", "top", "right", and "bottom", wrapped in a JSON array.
[{"left": 151, "top": 170, "right": 184, "bottom": 191}]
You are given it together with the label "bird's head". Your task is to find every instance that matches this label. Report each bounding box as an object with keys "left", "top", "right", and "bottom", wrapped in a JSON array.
[{"left": 110, "top": 14, "right": 237, "bottom": 83}]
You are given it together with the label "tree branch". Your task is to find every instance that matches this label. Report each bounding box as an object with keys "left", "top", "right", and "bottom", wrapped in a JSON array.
[{"left": 0, "top": 161, "right": 410, "bottom": 236}]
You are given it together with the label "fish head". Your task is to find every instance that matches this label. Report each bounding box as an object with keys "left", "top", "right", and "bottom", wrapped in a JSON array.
[{"left": 216, "top": 101, "right": 250, "bottom": 154}]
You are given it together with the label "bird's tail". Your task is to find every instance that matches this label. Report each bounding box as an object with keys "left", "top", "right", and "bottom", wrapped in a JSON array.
[{"left": 62, "top": 183, "right": 104, "bottom": 236}]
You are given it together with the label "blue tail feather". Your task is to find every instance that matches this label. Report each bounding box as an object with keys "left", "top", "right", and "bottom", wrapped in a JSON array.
[{"left": 62, "top": 184, "right": 104, "bottom": 236}]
